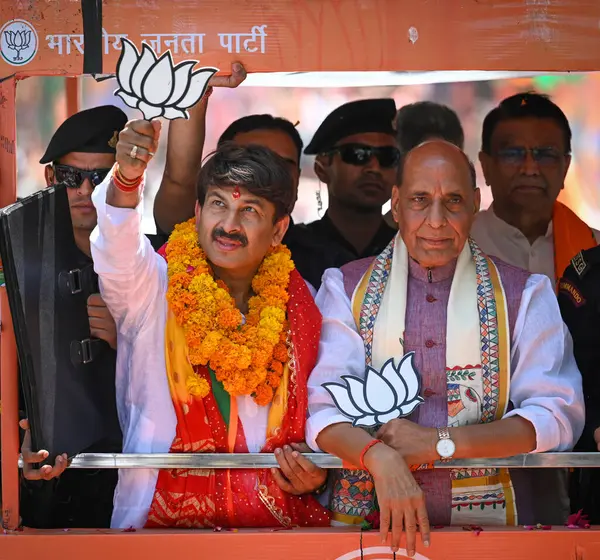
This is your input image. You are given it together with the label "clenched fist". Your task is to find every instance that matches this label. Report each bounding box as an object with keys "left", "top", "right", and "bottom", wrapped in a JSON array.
[{"left": 116, "top": 119, "right": 161, "bottom": 180}]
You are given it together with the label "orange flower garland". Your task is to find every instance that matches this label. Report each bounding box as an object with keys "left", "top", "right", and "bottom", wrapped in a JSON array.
[{"left": 165, "top": 219, "right": 294, "bottom": 406}]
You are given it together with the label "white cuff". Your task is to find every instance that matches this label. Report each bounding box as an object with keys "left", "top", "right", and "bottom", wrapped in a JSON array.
[{"left": 305, "top": 409, "right": 353, "bottom": 452}]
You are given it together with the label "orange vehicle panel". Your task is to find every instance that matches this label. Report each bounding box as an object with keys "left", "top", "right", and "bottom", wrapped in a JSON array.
[
  {"left": 2, "top": 527, "right": 600, "bottom": 560},
  {"left": 2, "top": 0, "right": 600, "bottom": 81}
]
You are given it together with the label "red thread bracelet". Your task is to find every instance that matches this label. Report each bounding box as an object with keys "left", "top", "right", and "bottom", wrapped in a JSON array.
[{"left": 359, "top": 439, "right": 383, "bottom": 471}]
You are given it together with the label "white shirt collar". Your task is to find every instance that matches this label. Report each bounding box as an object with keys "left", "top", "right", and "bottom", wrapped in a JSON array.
[{"left": 486, "top": 203, "right": 553, "bottom": 242}]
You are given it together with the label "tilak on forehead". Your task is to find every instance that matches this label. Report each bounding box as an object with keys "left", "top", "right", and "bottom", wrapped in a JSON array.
[{"left": 232, "top": 186, "right": 241, "bottom": 199}]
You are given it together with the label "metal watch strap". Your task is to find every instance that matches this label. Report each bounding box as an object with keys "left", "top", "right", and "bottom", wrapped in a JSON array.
[
  {"left": 437, "top": 427, "right": 450, "bottom": 440},
  {"left": 437, "top": 427, "right": 453, "bottom": 462}
]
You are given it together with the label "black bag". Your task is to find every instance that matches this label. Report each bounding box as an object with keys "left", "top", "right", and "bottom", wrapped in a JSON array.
[{"left": 0, "top": 184, "right": 121, "bottom": 462}]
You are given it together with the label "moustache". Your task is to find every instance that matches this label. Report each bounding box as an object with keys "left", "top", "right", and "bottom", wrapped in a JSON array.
[
  {"left": 512, "top": 176, "right": 548, "bottom": 189},
  {"left": 212, "top": 228, "right": 248, "bottom": 247}
]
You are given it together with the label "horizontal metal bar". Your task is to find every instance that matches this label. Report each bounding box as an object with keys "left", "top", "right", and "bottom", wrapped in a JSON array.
[{"left": 16, "top": 452, "right": 600, "bottom": 470}]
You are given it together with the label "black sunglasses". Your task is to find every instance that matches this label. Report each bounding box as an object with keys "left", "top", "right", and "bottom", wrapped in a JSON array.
[
  {"left": 495, "top": 146, "right": 567, "bottom": 167},
  {"left": 327, "top": 143, "right": 401, "bottom": 169},
  {"left": 53, "top": 164, "right": 112, "bottom": 189}
]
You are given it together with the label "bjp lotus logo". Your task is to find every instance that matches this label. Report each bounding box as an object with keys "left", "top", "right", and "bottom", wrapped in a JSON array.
[
  {"left": 0, "top": 20, "right": 38, "bottom": 66},
  {"left": 114, "top": 38, "right": 217, "bottom": 120},
  {"left": 323, "top": 353, "right": 424, "bottom": 427}
]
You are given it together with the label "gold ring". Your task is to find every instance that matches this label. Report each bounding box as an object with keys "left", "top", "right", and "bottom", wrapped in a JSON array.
[{"left": 130, "top": 145, "right": 138, "bottom": 159}]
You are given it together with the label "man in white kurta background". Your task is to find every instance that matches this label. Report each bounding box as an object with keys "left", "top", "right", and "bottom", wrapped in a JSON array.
[
  {"left": 473, "top": 92, "right": 599, "bottom": 286},
  {"left": 306, "top": 140, "right": 584, "bottom": 556}
]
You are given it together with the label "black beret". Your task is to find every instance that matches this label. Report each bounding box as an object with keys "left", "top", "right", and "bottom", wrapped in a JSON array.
[
  {"left": 39, "top": 105, "right": 128, "bottom": 164},
  {"left": 304, "top": 98, "right": 397, "bottom": 155}
]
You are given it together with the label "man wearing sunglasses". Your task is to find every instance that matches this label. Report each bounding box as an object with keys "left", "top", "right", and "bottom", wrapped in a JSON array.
[
  {"left": 473, "top": 92, "right": 599, "bottom": 287},
  {"left": 19, "top": 105, "right": 128, "bottom": 528},
  {"left": 39, "top": 105, "right": 126, "bottom": 349},
  {"left": 299, "top": 98, "right": 400, "bottom": 287}
]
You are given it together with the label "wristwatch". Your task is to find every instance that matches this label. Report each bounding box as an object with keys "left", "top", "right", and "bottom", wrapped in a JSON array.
[{"left": 435, "top": 427, "right": 456, "bottom": 462}]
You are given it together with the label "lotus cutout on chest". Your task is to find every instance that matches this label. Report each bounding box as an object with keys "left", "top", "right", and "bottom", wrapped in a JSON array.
[
  {"left": 114, "top": 38, "right": 218, "bottom": 120},
  {"left": 323, "top": 352, "right": 424, "bottom": 427}
]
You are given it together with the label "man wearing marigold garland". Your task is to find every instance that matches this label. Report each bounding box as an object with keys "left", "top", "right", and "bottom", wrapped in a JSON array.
[{"left": 89, "top": 118, "right": 330, "bottom": 529}]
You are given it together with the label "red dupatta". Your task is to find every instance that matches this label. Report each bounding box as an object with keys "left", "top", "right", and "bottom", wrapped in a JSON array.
[{"left": 145, "top": 249, "right": 330, "bottom": 528}]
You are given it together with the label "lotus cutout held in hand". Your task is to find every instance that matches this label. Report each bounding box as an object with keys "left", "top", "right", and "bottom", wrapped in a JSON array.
[
  {"left": 114, "top": 38, "right": 218, "bottom": 120},
  {"left": 323, "top": 353, "right": 424, "bottom": 427}
]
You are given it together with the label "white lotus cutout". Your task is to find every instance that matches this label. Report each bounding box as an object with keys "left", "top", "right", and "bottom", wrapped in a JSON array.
[
  {"left": 113, "top": 38, "right": 218, "bottom": 120},
  {"left": 323, "top": 353, "right": 424, "bottom": 427}
]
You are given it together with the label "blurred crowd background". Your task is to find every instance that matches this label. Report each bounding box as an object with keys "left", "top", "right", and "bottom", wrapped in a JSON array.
[{"left": 15, "top": 72, "right": 600, "bottom": 233}]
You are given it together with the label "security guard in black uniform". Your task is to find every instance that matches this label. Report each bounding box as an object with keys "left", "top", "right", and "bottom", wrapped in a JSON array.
[
  {"left": 558, "top": 246, "right": 600, "bottom": 522},
  {"left": 295, "top": 99, "right": 400, "bottom": 288},
  {"left": 18, "top": 106, "right": 127, "bottom": 529}
]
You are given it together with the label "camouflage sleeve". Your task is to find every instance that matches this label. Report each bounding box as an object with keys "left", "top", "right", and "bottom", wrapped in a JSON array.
[{"left": 558, "top": 264, "right": 600, "bottom": 449}]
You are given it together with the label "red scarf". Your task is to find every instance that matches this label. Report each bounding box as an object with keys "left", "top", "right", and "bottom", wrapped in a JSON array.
[{"left": 146, "top": 245, "right": 330, "bottom": 528}]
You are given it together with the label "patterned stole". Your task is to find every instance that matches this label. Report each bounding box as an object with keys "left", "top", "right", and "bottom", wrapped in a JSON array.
[
  {"left": 145, "top": 265, "right": 331, "bottom": 529},
  {"left": 331, "top": 237, "right": 517, "bottom": 526}
]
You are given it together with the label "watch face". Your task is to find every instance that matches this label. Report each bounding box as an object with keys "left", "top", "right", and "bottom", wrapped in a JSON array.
[{"left": 436, "top": 438, "right": 456, "bottom": 458}]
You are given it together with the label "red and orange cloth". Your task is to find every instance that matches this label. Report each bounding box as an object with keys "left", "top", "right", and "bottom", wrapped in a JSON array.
[{"left": 146, "top": 248, "right": 330, "bottom": 529}]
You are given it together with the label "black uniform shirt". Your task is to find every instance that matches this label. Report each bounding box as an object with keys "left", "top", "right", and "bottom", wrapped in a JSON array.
[
  {"left": 558, "top": 246, "right": 600, "bottom": 522},
  {"left": 286, "top": 212, "right": 396, "bottom": 290},
  {"left": 558, "top": 246, "right": 600, "bottom": 450}
]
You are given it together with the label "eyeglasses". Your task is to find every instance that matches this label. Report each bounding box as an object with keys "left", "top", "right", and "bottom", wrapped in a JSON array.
[
  {"left": 53, "top": 164, "right": 112, "bottom": 189},
  {"left": 327, "top": 144, "right": 401, "bottom": 169},
  {"left": 494, "top": 147, "right": 567, "bottom": 167}
]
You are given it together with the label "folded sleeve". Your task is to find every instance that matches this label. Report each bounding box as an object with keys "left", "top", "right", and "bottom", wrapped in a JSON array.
[
  {"left": 503, "top": 274, "right": 585, "bottom": 452},
  {"left": 90, "top": 173, "right": 167, "bottom": 339},
  {"left": 306, "top": 268, "right": 366, "bottom": 451}
]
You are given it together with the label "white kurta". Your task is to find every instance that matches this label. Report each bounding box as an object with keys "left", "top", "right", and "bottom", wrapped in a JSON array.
[
  {"left": 90, "top": 178, "right": 275, "bottom": 529},
  {"left": 471, "top": 206, "right": 600, "bottom": 285},
  {"left": 306, "top": 267, "right": 585, "bottom": 454}
]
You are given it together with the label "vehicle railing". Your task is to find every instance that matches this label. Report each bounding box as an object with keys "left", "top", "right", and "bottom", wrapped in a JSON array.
[{"left": 16, "top": 452, "right": 600, "bottom": 470}]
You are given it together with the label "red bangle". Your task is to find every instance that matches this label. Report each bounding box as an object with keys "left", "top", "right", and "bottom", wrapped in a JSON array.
[
  {"left": 114, "top": 164, "right": 141, "bottom": 185},
  {"left": 359, "top": 439, "right": 383, "bottom": 472},
  {"left": 113, "top": 168, "right": 143, "bottom": 193}
]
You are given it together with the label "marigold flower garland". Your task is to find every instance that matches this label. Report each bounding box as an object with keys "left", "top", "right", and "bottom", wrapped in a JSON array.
[{"left": 165, "top": 219, "right": 294, "bottom": 406}]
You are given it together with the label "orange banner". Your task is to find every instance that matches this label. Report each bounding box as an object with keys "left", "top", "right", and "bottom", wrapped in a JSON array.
[
  {"left": 3, "top": 527, "right": 600, "bottom": 559},
  {"left": 2, "top": 0, "right": 600, "bottom": 80},
  {"left": 0, "top": 77, "right": 16, "bottom": 207}
]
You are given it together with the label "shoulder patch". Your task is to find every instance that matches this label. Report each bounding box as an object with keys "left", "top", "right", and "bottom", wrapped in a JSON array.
[
  {"left": 559, "top": 279, "right": 586, "bottom": 307},
  {"left": 571, "top": 251, "right": 589, "bottom": 278}
]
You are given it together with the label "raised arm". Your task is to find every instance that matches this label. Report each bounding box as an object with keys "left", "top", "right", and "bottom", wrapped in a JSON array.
[
  {"left": 153, "top": 100, "right": 207, "bottom": 234},
  {"left": 153, "top": 62, "right": 247, "bottom": 234},
  {"left": 90, "top": 119, "right": 166, "bottom": 337}
]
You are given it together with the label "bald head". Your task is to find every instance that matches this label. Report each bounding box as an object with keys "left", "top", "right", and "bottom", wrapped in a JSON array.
[
  {"left": 400, "top": 140, "right": 477, "bottom": 191},
  {"left": 391, "top": 140, "right": 481, "bottom": 269}
]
